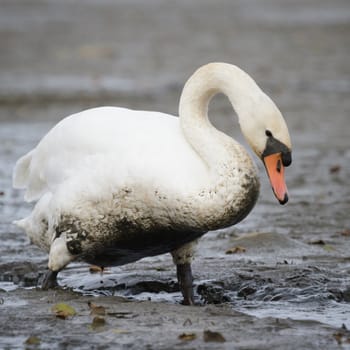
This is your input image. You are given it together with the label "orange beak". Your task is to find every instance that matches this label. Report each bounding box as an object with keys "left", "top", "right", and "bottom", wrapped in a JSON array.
[{"left": 263, "top": 153, "right": 289, "bottom": 205}]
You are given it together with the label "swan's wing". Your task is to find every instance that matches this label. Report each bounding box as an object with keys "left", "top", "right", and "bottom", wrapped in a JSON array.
[{"left": 13, "top": 107, "right": 208, "bottom": 202}]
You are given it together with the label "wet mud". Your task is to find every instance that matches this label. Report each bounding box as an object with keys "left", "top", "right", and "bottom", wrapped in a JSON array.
[{"left": 1, "top": 0, "right": 350, "bottom": 349}]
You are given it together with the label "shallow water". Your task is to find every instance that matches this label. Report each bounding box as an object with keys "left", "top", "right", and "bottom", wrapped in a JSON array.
[{"left": 1, "top": 0, "right": 350, "bottom": 349}]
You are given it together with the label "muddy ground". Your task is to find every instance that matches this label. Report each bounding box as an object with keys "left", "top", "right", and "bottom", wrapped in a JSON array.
[{"left": 0, "top": 0, "right": 350, "bottom": 349}]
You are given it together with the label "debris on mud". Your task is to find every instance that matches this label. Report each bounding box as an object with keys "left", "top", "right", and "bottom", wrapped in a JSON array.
[
  {"left": 88, "top": 301, "right": 106, "bottom": 316},
  {"left": 203, "top": 330, "right": 226, "bottom": 343},
  {"left": 90, "top": 316, "right": 106, "bottom": 331},
  {"left": 178, "top": 332, "right": 197, "bottom": 341},
  {"left": 225, "top": 246, "right": 247, "bottom": 254},
  {"left": 52, "top": 303, "right": 77, "bottom": 319}
]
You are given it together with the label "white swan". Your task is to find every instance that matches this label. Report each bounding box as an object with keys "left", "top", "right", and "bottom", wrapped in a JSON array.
[{"left": 13, "top": 63, "right": 292, "bottom": 304}]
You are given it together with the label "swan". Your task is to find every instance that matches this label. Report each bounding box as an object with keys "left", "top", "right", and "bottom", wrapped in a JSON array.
[{"left": 13, "top": 62, "right": 292, "bottom": 305}]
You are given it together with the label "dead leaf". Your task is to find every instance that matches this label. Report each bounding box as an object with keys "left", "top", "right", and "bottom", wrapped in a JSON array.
[
  {"left": 24, "top": 335, "right": 41, "bottom": 345},
  {"left": 329, "top": 165, "right": 341, "bottom": 174},
  {"left": 203, "top": 330, "right": 226, "bottom": 343},
  {"left": 225, "top": 246, "right": 246, "bottom": 254},
  {"left": 88, "top": 301, "right": 106, "bottom": 316},
  {"left": 51, "top": 303, "right": 76, "bottom": 319},
  {"left": 333, "top": 331, "right": 350, "bottom": 345},
  {"left": 339, "top": 229, "right": 350, "bottom": 236},
  {"left": 334, "top": 331, "right": 343, "bottom": 345},
  {"left": 179, "top": 332, "right": 197, "bottom": 341},
  {"left": 90, "top": 316, "right": 106, "bottom": 330},
  {"left": 89, "top": 265, "right": 109, "bottom": 274}
]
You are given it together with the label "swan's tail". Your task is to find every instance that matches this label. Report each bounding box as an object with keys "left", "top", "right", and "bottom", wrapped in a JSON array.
[
  {"left": 13, "top": 217, "right": 27, "bottom": 230},
  {"left": 13, "top": 150, "right": 33, "bottom": 189},
  {"left": 13, "top": 192, "right": 53, "bottom": 252},
  {"left": 13, "top": 150, "right": 47, "bottom": 201}
]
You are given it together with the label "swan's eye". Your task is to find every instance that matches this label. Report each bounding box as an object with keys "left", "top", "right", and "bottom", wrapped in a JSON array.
[{"left": 265, "top": 130, "right": 273, "bottom": 137}]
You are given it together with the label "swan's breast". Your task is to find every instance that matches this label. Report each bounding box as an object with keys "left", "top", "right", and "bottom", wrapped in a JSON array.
[{"left": 200, "top": 142, "right": 260, "bottom": 230}]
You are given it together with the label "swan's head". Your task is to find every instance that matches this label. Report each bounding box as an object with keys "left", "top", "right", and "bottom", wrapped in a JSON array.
[{"left": 239, "top": 94, "right": 292, "bottom": 205}]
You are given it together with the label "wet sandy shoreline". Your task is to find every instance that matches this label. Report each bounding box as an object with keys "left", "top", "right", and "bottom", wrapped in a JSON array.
[{"left": 1, "top": 0, "right": 350, "bottom": 348}]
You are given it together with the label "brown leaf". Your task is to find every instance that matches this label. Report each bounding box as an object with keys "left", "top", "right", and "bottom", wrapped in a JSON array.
[
  {"left": 179, "top": 332, "right": 197, "bottom": 341},
  {"left": 89, "top": 265, "right": 104, "bottom": 274},
  {"left": 203, "top": 330, "right": 226, "bottom": 342},
  {"left": 334, "top": 331, "right": 343, "bottom": 345},
  {"left": 225, "top": 246, "right": 246, "bottom": 254},
  {"left": 333, "top": 331, "right": 350, "bottom": 345},
  {"left": 329, "top": 165, "right": 341, "bottom": 174},
  {"left": 339, "top": 229, "right": 350, "bottom": 236},
  {"left": 88, "top": 301, "right": 106, "bottom": 315}
]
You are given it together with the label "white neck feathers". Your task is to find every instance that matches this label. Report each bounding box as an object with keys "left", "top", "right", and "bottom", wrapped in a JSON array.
[{"left": 179, "top": 62, "right": 266, "bottom": 167}]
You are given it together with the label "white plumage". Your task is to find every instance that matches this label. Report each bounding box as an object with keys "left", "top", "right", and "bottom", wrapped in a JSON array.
[
  {"left": 13, "top": 63, "right": 292, "bottom": 304},
  {"left": 14, "top": 107, "right": 209, "bottom": 201}
]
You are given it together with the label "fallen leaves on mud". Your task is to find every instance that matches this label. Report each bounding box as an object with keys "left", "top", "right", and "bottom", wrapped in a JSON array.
[
  {"left": 90, "top": 316, "right": 106, "bottom": 330},
  {"left": 89, "top": 265, "right": 109, "bottom": 274},
  {"left": 338, "top": 229, "right": 350, "bottom": 236},
  {"left": 51, "top": 303, "right": 76, "bottom": 319},
  {"left": 178, "top": 332, "right": 197, "bottom": 341},
  {"left": 225, "top": 246, "right": 246, "bottom": 254},
  {"left": 329, "top": 165, "right": 341, "bottom": 174},
  {"left": 333, "top": 325, "right": 350, "bottom": 345},
  {"left": 203, "top": 330, "right": 226, "bottom": 342},
  {"left": 88, "top": 301, "right": 106, "bottom": 316}
]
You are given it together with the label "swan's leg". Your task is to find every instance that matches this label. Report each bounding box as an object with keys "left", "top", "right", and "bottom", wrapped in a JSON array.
[
  {"left": 171, "top": 240, "right": 198, "bottom": 305},
  {"left": 42, "top": 235, "right": 74, "bottom": 290},
  {"left": 176, "top": 263, "right": 194, "bottom": 305},
  {"left": 42, "top": 270, "right": 59, "bottom": 290}
]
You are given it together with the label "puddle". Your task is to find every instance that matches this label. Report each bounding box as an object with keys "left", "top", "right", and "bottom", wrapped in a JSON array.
[
  {"left": 0, "top": 282, "right": 18, "bottom": 292},
  {"left": 237, "top": 300, "right": 350, "bottom": 329}
]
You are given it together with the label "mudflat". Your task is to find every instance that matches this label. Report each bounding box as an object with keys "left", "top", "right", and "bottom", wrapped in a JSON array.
[{"left": 0, "top": 0, "right": 349, "bottom": 349}]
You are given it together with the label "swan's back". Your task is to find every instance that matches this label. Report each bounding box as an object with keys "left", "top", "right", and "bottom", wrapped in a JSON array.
[{"left": 13, "top": 107, "right": 209, "bottom": 203}]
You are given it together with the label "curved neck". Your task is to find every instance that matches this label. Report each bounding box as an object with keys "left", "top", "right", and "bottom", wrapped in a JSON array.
[{"left": 179, "top": 62, "right": 265, "bottom": 168}]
